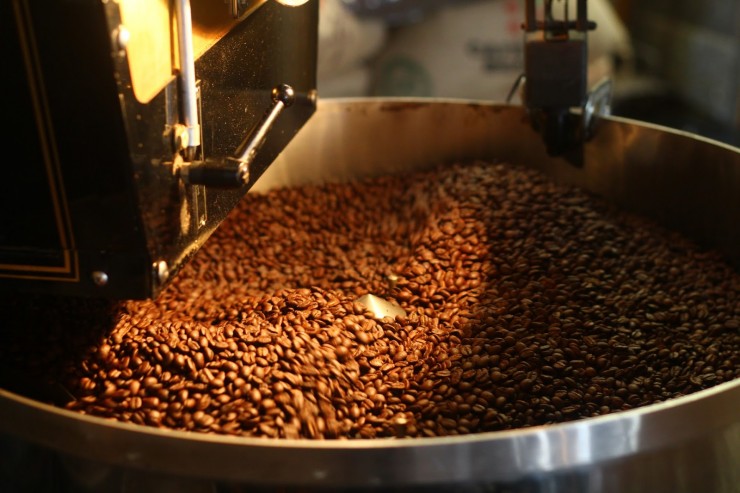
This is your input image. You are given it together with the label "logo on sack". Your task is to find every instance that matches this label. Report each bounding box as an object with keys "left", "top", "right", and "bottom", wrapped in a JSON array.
[{"left": 372, "top": 56, "right": 433, "bottom": 97}]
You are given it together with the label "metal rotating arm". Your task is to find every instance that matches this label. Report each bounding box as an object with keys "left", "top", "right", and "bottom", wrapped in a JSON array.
[{"left": 180, "top": 84, "right": 296, "bottom": 188}]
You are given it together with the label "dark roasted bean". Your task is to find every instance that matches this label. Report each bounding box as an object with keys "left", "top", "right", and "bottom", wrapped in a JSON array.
[{"left": 3, "top": 160, "right": 737, "bottom": 440}]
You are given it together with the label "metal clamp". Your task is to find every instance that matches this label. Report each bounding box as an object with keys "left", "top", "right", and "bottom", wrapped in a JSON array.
[{"left": 522, "top": 0, "right": 597, "bottom": 156}]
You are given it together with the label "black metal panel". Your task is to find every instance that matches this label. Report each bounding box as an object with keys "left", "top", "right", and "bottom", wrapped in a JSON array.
[
  {"left": 1, "top": 0, "right": 145, "bottom": 297},
  {"left": 144, "top": 0, "right": 319, "bottom": 296},
  {"left": 0, "top": 0, "right": 318, "bottom": 299},
  {"left": 524, "top": 40, "right": 587, "bottom": 108}
]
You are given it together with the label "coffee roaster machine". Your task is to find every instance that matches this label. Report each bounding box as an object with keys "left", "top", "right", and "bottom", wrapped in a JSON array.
[
  {"left": 1, "top": 0, "right": 317, "bottom": 299},
  {"left": 1, "top": 0, "right": 739, "bottom": 492}
]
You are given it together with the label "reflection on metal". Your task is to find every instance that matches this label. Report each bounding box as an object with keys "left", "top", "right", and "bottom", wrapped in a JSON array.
[
  {"left": 91, "top": 271, "right": 109, "bottom": 287},
  {"left": 174, "top": 0, "right": 202, "bottom": 155},
  {"left": 582, "top": 76, "right": 613, "bottom": 137},
  {"left": 153, "top": 260, "right": 170, "bottom": 286},
  {"left": 356, "top": 293, "right": 407, "bottom": 319}
]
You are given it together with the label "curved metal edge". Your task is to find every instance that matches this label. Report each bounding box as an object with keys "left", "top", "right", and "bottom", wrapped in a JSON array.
[
  {"left": 0, "top": 379, "right": 738, "bottom": 486},
  {"left": 314, "top": 97, "right": 740, "bottom": 153}
]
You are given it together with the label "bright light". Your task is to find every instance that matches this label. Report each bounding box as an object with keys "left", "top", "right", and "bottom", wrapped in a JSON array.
[{"left": 274, "top": 0, "right": 309, "bottom": 6}]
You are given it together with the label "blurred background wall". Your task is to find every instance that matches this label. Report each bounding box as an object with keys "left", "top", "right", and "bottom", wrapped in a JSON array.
[
  {"left": 316, "top": 0, "right": 740, "bottom": 146},
  {"left": 611, "top": 0, "right": 739, "bottom": 145}
]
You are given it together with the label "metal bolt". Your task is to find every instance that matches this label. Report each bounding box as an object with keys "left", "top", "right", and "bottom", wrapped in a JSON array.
[
  {"left": 115, "top": 26, "right": 130, "bottom": 52},
  {"left": 92, "top": 271, "right": 109, "bottom": 287},
  {"left": 154, "top": 260, "right": 169, "bottom": 285}
]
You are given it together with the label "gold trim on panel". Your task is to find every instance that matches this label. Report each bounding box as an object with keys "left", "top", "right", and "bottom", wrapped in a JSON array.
[
  {"left": 0, "top": 253, "right": 71, "bottom": 273},
  {"left": 4, "top": 0, "right": 79, "bottom": 281}
]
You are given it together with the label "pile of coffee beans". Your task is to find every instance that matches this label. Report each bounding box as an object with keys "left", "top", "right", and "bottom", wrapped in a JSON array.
[{"left": 1, "top": 161, "right": 738, "bottom": 439}]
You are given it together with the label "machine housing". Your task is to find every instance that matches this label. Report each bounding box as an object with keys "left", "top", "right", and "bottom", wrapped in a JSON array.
[{"left": 2, "top": 0, "right": 318, "bottom": 299}]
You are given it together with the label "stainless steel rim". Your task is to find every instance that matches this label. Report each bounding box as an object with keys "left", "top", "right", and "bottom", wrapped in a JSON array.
[{"left": 1, "top": 378, "right": 738, "bottom": 486}]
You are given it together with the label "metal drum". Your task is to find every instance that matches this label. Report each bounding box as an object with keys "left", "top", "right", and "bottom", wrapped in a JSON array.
[{"left": 1, "top": 99, "right": 739, "bottom": 493}]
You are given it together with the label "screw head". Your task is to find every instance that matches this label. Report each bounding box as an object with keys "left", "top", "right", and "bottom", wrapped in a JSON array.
[
  {"left": 92, "top": 271, "right": 109, "bottom": 287},
  {"left": 115, "top": 26, "right": 130, "bottom": 52},
  {"left": 154, "top": 260, "right": 169, "bottom": 285}
]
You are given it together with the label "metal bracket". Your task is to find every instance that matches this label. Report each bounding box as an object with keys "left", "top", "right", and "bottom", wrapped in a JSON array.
[
  {"left": 180, "top": 83, "right": 296, "bottom": 188},
  {"left": 522, "top": 0, "right": 598, "bottom": 156}
]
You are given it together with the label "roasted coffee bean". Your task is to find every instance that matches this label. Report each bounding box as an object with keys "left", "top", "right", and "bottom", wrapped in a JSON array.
[{"left": 2, "top": 161, "right": 738, "bottom": 439}]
